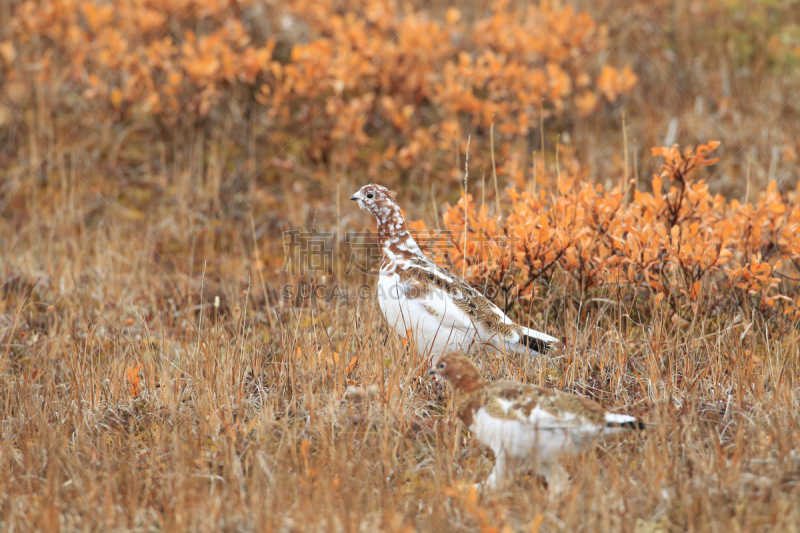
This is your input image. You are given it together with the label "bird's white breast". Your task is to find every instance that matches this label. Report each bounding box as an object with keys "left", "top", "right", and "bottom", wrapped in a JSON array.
[
  {"left": 376, "top": 271, "right": 476, "bottom": 362},
  {"left": 469, "top": 406, "right": 606, "bottom": 464}
]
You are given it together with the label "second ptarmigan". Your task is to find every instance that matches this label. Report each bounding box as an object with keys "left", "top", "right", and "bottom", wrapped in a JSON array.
[
  {"left": 430, "top": 352, "right": 646, "bottom": 489},
  {"left": 351, "top": 183, "right": 558, "bottom": 364}
]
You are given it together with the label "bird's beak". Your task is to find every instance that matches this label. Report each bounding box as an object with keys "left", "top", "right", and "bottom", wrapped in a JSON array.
[
  {"left": 350, "top": 194, "right": 359, "bottom": 201},
  {"left": 428, "top": 369, "right": 437, "bottom": 376}
]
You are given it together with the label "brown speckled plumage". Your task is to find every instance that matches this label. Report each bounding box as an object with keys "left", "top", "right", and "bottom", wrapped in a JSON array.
[
  {"left": 430, "top": 353, "right": 646, "bottom": 489},
  {"left": 351, "top": 184, "right": 558, "bottom": 362}
]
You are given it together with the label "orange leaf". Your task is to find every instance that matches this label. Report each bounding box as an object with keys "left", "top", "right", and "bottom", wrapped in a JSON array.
[
  {"left": 344, "top": 355, "right": 359, "bottom": 374},
  {"left": 126, "top": 364, "right": 141, "bottom": 398},
  {"left": 300, "top": 439, "right": 310, "bottom": 470}
]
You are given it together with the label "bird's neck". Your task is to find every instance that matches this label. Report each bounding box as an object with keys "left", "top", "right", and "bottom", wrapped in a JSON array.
[
  {"left": 375, "top": 203, "right": 422, "bottom": 271},
  {"left": 453, "top": 384, "right": 486, "bottom": 428},
  {"left": 451, "top": 376, "right": 485, "bottom": 396}
]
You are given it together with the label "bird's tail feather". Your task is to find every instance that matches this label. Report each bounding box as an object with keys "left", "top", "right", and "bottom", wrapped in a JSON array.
[
  {"left": 604, "top": 413, "right": 649, "bottom": 431},
  {"left": 518, "top": 327, "right": 559, "bottom": 355}
]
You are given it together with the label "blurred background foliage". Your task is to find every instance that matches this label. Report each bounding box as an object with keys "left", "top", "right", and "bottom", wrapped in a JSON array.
[{"left": 2, "top": 0, "right": 800, "bottom": 301}]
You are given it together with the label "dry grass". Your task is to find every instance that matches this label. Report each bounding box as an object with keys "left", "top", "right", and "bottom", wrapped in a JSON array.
[
  {"left": 1, "top": 194, "right": 799, "bottom": 532},
  {"left": 2, "top": 0, "right": 800, "bottom": 531}
]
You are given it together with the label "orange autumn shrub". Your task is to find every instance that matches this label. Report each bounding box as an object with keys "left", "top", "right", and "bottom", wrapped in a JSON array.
[
  {"left": 277, "top": 0, "right": 636, "bottom": 169},
  {"left": 2, "top": 0, "right": 635, "bottom": 176},
  {"left": 435, "top": 0, "right": 637, "bottom": 135},
  {"left": 412, "top": 142, "right": 800, "bottom": 322},
  {"left": 6, "top": 0, "right": 275, "bottom": 120}
]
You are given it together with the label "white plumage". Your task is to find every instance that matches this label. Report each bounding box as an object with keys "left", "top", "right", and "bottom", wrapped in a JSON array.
[
  {"left": 431, "top": 353, "right": 646, "bottom": 489},
  {"left": 352, "top": 184, "right": 558, "bottom": 364},
  {"left": 469, "top": 401, "right": 638, "bottom": 488}
]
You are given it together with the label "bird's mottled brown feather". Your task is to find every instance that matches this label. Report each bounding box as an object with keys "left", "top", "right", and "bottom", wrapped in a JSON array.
[
  {"left": 437, "top": 354, "right": 607, "bottom": 428},
  {"left": 398, "top": 263, "right": 536, "bottom": 348}
]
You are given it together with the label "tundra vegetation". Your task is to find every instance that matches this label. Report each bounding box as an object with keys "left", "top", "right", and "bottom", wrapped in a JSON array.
[{"left": 1, "top": 0, "right": 799, "bottom": 531}]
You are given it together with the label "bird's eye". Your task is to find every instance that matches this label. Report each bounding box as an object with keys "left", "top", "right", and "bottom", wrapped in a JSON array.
[
  {"left": 366, "top": 193, "right": 374, "bottom": 199},
  {"left": 438, "top": 362, "right": 446, "bottom": 369}
]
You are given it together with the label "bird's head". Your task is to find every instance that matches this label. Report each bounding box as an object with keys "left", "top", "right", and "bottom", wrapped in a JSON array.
[
  {"left": 429, "top": 353, "right": 485, "bottom": 393},
  {"left": 350, "top": 184, "right": 398, "bottom": 218}
]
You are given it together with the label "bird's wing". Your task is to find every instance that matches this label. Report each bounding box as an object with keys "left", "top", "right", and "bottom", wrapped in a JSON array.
[
  {"left": 411, "top": 285, "right": 477, "bottom": 334},
  {"left": 484, "top": 383, "right": 608, "bottom": 430},
  {"left": 400, "top": 257, "right": 558, "bottom": 352},
  {"left": 385, "top": 268, "right": 475, "bottom": 334}
]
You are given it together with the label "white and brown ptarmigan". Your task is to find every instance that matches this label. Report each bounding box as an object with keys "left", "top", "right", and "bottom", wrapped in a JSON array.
[
  {"left": 430, "top": 352, "right": 646, "bottom": 489},
  {"left": 351, "top": 184, "right": 558, "bottom": 364}
]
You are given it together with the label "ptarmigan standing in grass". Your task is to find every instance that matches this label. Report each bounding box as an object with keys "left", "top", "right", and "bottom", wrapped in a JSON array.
[
  {"left": 430, "top": 352, "right": 646, "bottom": 489},
  {"left": 351, "top": 184, "right": 558, "bottom": 364}
]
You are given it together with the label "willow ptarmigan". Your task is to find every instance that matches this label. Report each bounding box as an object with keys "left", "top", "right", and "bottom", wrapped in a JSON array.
[
  {"left": 351, "top": 183, "right": 558, "bottom": 363},
  {"left": 430, "top": 352, "right": 645, "bottom": 489}
]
